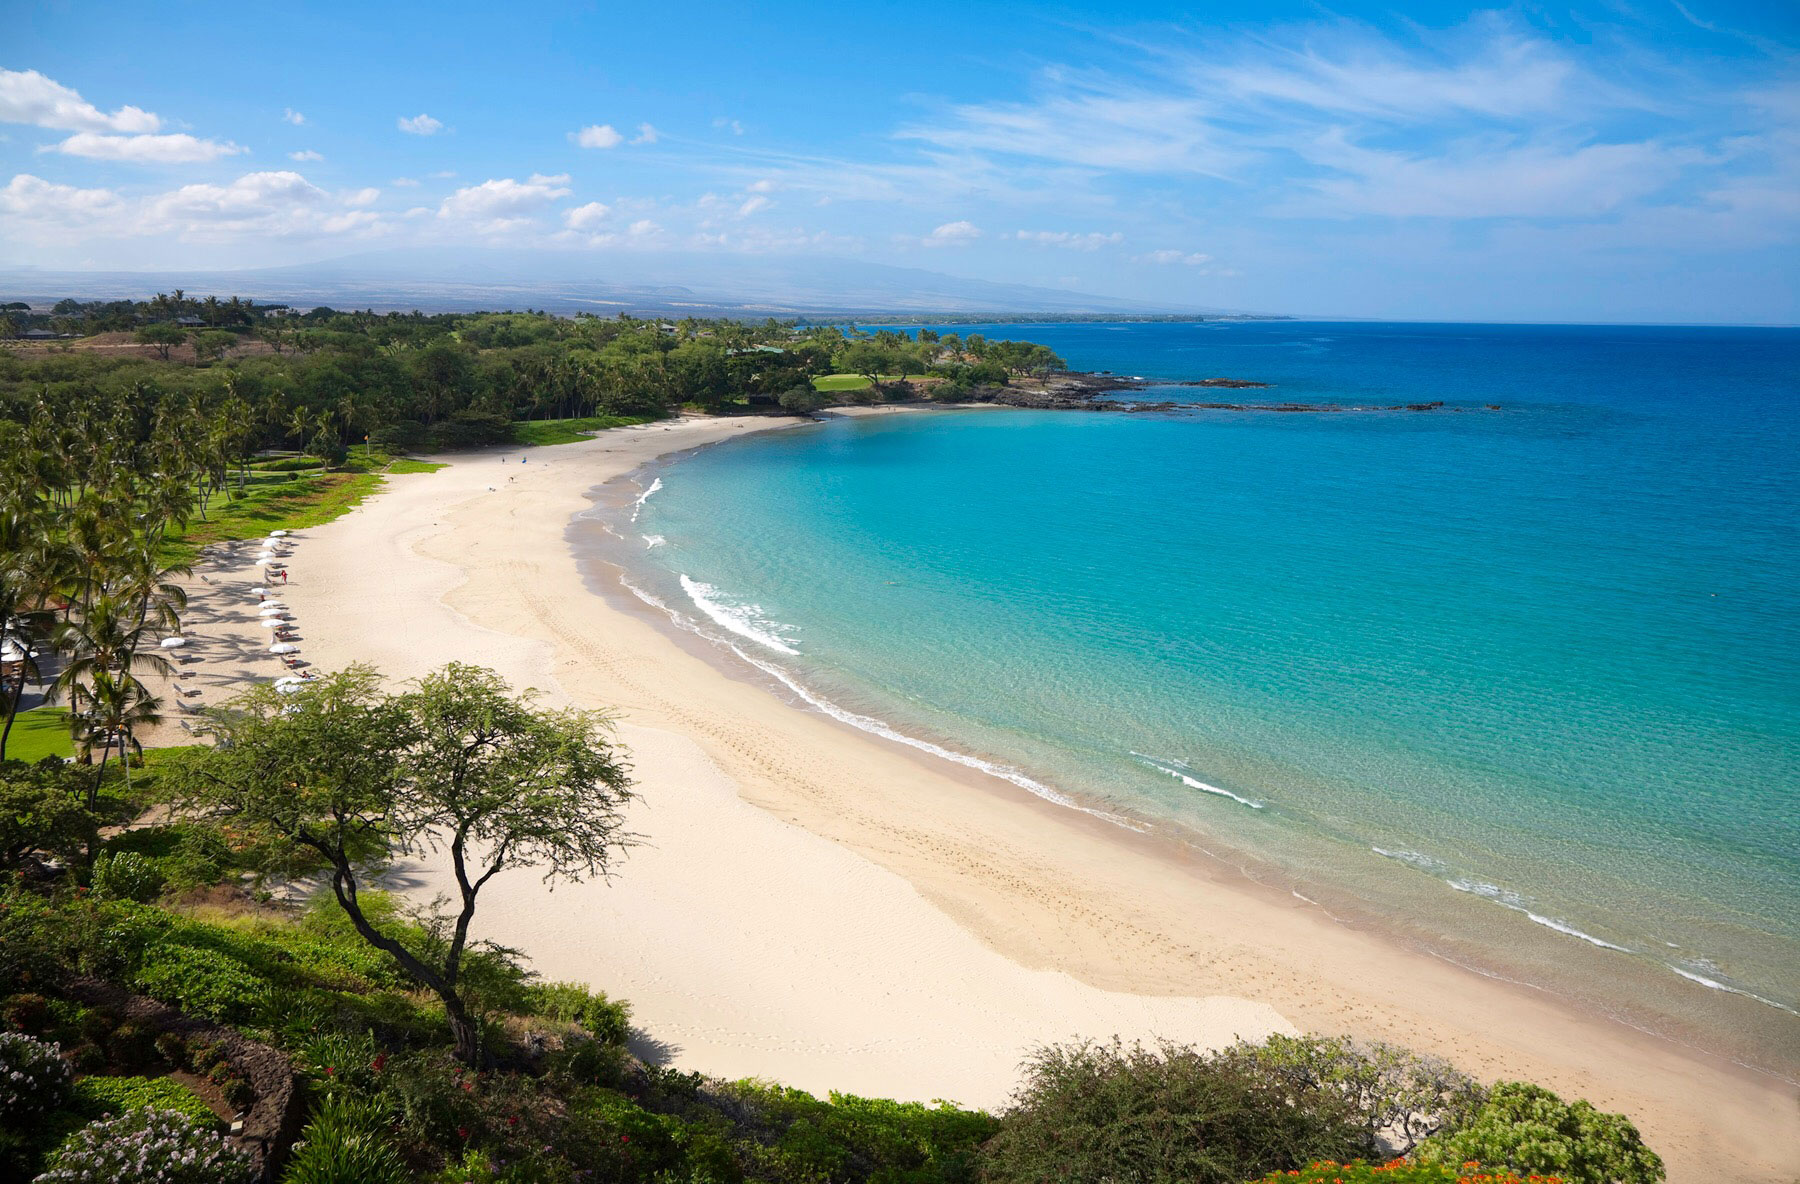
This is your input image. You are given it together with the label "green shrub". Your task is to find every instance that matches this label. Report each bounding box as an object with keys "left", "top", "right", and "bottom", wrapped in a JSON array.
[
  {"left": 1242, "top": 1162, "right": 1560, "bottom": 1183},
  {"left": 131, "top": 944, "right": 270, "bottom": 1024},
  {"left": 0, "top": 1030, "right": 73, "bottom": 1116},
  {"left": 1419, "top": 1082, "right": 1663, "bottom": 1184},
  {"left": 72, "top": 1074, "right": 220, "bottom": 1128},
  {"left": 1222, "top": 1035, "right": 1485, "bottom": 1154},
  {"left": 977, "top": 1039, "right": 1368, "bottom": 1184},
  {"left": 90, "top": 852, "right": 165, "bottom": 903},
  {"left": 525, "top": 980, "right": 632, "bottom": 1045},
  {"left": 282, "top": 1094, "right": 407, "bottom": 1184},
  {"left": 722, "top": 1080, "right": 994, "bottom": 1183},
  {"left": 36, "top": 1107, "right": 251, "bottom": 1184}
]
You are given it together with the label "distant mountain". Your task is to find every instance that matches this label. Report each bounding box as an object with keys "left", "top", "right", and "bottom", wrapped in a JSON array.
[{"left": 0, "top": 249, "right": 1250, "bottom": 319}]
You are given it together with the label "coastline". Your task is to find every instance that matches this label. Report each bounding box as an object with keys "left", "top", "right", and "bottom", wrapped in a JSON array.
[{"left": 143, "top": 412, "right": 1798, "bottom": 1183}]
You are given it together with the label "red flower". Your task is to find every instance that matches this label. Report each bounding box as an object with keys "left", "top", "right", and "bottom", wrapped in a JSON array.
[
  {"left": 620, "top": 1135, "right": 630, "bottom": 1144},
  {"left": 324, "top": 1067, "right": 335, "bottom": 1076},
  {"left": 457, "top": 1127, "right": 469, "bottom": 1140},
  {"left": 371, "top": 1053, "right": 387, "bottom": 1072}
]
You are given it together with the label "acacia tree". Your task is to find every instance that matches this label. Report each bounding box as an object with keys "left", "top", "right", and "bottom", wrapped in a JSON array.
[{"left": 168, "top": 663, "right": 634, "bottom": 1064}]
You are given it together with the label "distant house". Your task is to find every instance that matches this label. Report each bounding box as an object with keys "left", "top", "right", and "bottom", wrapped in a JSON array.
[
  {"left": 18, "top": 328, "right": 58, "bottom": 340},
  {"left": 174, "top": 315, "right": 205, "bottom": 327},
  {"left": 264, "top": 306, "right": 299, "bottom": 318}
]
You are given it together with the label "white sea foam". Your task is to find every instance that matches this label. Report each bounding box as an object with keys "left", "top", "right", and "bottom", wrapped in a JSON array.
[
  {"left": 1132, "top": 753, "right": 1264, "bottom": 809},
  {"left": 630, "top": 477, "right": 663, "bottom": 522},
  {"left": 1669, "top": 965, "right": 1800, "bottom": 1015},
  {"left": 622, "top": 573, "right": 1145, "bottom": 832},
  {"left": 642, "top": 535, "right": 666, "bottom": 548},
  {"left": 1372, "top": 846, "right": 1447, "bottom": 873},
  {"left": 1447, "top": 878, "right": 1634, "bottom": 952},
  {"left": 678, "top": 575, "right": 800, "bottom": 655}
]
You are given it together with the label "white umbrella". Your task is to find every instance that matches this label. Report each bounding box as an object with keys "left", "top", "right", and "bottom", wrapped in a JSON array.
[
  {"left": 274, "top": 682, "right": 302, "bottom": 695},
  {"left": 257, "top": 599, "right": 286, "bottom": 609},
  {"left": 257, "top": 606, "right": 287, "bottom": 617},
  {"left": 158, "top": 636, "right": 187, "bottom": 649},
  {"left": 259, "top": 619, "right": 287, "bottom": 629},
  {"left": 269, "top": 642, "right": 299, "bottom": 654},
  {"left": 256, "top": 551, "right": 277, "bottom": 560},
  {"left": 274, "top": 676, "right": 303, "bottom": 687},
  {"left": 251, "top": 586, "right": 268, "bottom": 595},
  {"left": 270, "top": 529, "right": 289, "bottom": 537}
]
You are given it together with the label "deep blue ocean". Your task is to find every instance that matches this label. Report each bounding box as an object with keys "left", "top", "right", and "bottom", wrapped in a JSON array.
[{"left": 604, "top": 321, "right": 1800, "bottom": 1058}]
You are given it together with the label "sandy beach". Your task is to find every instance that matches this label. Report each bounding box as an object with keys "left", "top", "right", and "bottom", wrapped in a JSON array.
[{"left": 141, "top": 414, "right": 1799, "bottom": 1183}]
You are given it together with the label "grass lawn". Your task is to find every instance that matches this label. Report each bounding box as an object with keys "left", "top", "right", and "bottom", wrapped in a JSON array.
[
  {"left": 387, "top": 458, "right": 448, "bottom": 474},
  {"left": 511, "top": 414, "right": 658, "bottom": 446},
  {"left": 4, "top": 706, "right": 74, "bottom": 761},
  {"left": 160, "top": 472, "right": 383, "bottom": 565}
]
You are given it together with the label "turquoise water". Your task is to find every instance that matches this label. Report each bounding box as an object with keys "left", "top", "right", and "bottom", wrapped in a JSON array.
[{"left": 603, "top": 321, "right": 1800, "bottom": 1061}]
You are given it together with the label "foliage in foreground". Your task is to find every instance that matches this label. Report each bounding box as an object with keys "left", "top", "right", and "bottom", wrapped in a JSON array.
[
  {"left": 1244, "top": 1161, "right": 1564, "bottom": 1183},
  {"left": 977, "top": 1038, "right": 1370, "bottom": 1184},
  {"left": 35, "top": 1106, "right": 251, "bottom": 1184},
  {"left": 1418, "top": 1083, "right": 1663, "bottom": 1184},
  {"left": 0, "top": 1030, "right": 73, "bottom": 1115}
]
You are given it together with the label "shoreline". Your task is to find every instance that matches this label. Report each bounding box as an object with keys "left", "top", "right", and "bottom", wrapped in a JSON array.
[{"left": 142, "top": 413, "right": 1798, "bottom": 1183}]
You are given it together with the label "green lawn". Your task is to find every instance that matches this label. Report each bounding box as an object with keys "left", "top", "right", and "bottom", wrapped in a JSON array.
[
  {"left": 386, "top": 458, "right": 447, "bottom": 474},
  {"left": 511, "top": 414, "right": 658, "bottom": 446},
  {"left": 810, "top": 373, "right": 921, "bottom": 392},
  {"left": 4, "top": 706, "right": 73, "bottom": 762},
  {"left": 160, "top": 472, "right": 383, "bottom": 565}
]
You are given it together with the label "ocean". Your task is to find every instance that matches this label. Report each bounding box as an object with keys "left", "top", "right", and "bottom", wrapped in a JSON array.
[{"left": 582, "top": 321, "right": 1800, "bottom": 1074}]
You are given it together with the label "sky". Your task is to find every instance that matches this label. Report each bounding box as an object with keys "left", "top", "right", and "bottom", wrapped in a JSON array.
[{"left": 2, "top": 0, "right": 1797, "bottom": 323}]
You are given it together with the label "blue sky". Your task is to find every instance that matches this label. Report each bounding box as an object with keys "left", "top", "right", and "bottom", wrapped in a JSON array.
[{"left": 3, "top": 0, "right": 1797, "bottom": 322}]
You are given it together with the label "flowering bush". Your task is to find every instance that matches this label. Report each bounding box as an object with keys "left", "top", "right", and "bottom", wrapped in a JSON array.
[
  {"left": 0, "top": 1031, "right": 73, "bottom": 1117},
  {"left": 35, "top": 1107, "right": 251, "bottom": 1184},
  {"left": 1243, "top": 1161, "right": 1564, "bottom": 1183}
]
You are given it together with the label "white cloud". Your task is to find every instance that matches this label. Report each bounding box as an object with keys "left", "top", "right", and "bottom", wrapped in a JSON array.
[
  {"left": 437, "top": 173, "right": 572, "bottom": 231},
  {"left": 922, "top": 220, "right": 982, "bottom": 246},
  {"left": 49, "top": 132, "right": 246, "bottom": 163},
  {"left": 1137, "top": 249, "right": 1214, "bottom": 266},
  {"left": 737, "top": 195, "right": 770, "bottom": 217},
  {"left": 571, "top": 124, "right": 622, "bottom": 149},
  {"left": 283, "top": 108, "right": 306, "bottom": 126},
  {"left": 343, "top": 187, "right": 381, "bottom": 207},
  {"left": 564, "top": 201, "right": 610, "bottom": 230},
  {"left": 632, "top": 123, "right": 659, "bottom": 145},
  {"left": 1, "top": 169, "right": 391, "bottom": 249},
  {"left": 0, "top": 69, "right": 160, "bottom": 133},
  {"left": 747, "top": 178, "right": 776, "bottom": 193},
  {"left": 397, "top": 113, "right": 442, "bottom": 135},
  {"left": 1014, "top": 229, "right": 1123, "bottom": 250},
  {"left": 290, "top": 149, "right": 324, "bottom": 162},
  {"left": 391, "top": 176, "right": 420, "bottom": 186},
  {"left": 714, "top": 117, "right": 745, "bottom": 135}
]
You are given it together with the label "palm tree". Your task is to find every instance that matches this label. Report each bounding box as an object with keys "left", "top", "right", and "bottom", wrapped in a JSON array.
[
  {"left": 0, "top": 497, "right": 55, "bottom": 760},
  {"left": 52, "top": 593, "right": 174, "bottom": 716}
]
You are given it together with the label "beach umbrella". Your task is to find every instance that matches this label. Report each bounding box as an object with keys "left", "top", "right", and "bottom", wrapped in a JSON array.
[
  {"left": 258, "top": 606, "right": 287, "bottom": 616},
  {"left": 257, "top": 599, "right": 286, "bottom": 609},
  {"left": 270, "top": 529, "right": 289, "bottom": 537},
  {"left": 274, "top": 676, "right": 303, "bottom": 687},
  {"left": 251, "top": 586, "right": 268, "bottom": 595},
  {"left": 275, "top": 682, "right": 302, "bottom": 695},
  {"left": 259, "top": 619, "right": 285, "bottom": 629},
  {"left": 269, "top": 642, "right": 299, "bottom": 654},
  {"left": 158, "top": 637, "right": 187, "bottom": 649}
]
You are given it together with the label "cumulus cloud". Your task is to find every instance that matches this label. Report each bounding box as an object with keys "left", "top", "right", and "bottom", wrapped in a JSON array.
[
  {"left": 290, "top": 149, "right": 324, "bottom": 162},
  {"left": 0, "top": 68, "right": 160, "bottom": 133},
  {"left": 571, "top": 124, "right": 622, "bottom": 149},
  {"left": 391, "top": 176, "right": 420, "bottom": 186},
  {"left": 714, "top": 117, "right": 745, "bottom": 135},
  {"left": 737, "top": 195, "right": 770, "bottom": 217},
  {"left": 632, "top": 123, "right": 659, "bottom": 145},
  {"left": 922, "top": 220, "right": 982, "bottom": 246},
  {"left": 0, "top": 169, "right": 385, "bottom": 248},
  {"left": 1137, "top": 249, "right": 1214, "bottom": 265},
  {"left": 1014, "top": 229, "right": 1123, "bottom": 249},
  {"left": 343, "top": 187, "right": 381, "bottom": 207},
  {"left": 48, "top": 132, "right": 246, "bottom": 163},
  {"left": 747, "top": 178, "right": 776, "bottom": 193},
  {"left": 283, "top": 108, "right": 305, "bottom": 125},
  {"left": 397, "top": 113, "right": 442, "bottom": 135},
  {"left": 437, "top": 173, "right": 572, "bottom": 231},
  {"left": 564, "top": 201, "right": 610, "bottom": 230}
]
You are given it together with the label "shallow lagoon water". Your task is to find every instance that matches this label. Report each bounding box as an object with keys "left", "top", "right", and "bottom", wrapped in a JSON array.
[{"left": 609, "top": 321, "right": 1800, "bottom": 1059}]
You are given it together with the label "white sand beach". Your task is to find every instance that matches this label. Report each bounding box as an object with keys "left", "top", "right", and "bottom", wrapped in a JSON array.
[{"left": 139, "top": 415, "right": 1799, "bottom": 1183}]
